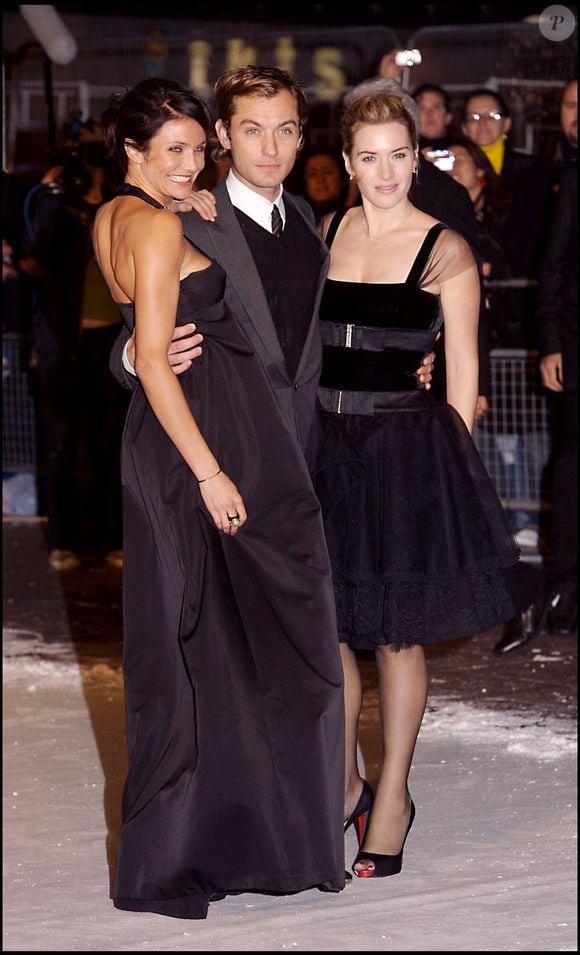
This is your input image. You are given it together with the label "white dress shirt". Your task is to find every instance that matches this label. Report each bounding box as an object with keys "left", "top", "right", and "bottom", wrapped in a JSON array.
[{"left": 225, "top": 170, "right": 286, "bottom": 232}]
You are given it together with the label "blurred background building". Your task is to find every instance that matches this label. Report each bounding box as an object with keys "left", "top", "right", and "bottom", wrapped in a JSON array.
[{"left": 3, "top": 4, "right": 577, "bottom": 179}]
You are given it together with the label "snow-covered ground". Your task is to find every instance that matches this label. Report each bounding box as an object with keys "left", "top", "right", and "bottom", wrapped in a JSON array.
[
  {"left": 3, "top": 519, "right": 577, "bottom": 950},
  {"left": 3, "top": 622, "right": 577, "bottom": 952}
]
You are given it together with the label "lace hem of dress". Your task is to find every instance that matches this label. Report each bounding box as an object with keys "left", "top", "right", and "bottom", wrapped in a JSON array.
[{"left": 335, "top": 569, "right": 515, "bottom": 650}]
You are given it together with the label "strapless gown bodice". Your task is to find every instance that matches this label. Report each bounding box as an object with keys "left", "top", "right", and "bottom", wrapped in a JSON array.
[{"left": 118, "top": 257, "right": 250, "bottom": 346}]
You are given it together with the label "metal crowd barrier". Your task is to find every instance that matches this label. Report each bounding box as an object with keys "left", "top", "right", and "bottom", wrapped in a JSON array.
[
  {"left": 2, "top": 335, "right": 553, "bottom": 526},
  {"left": 2, "top": 331, "right": 36, "bottom": 473},
  {"left": 474, "top": 348, "right": 553, "bottom": 526}
]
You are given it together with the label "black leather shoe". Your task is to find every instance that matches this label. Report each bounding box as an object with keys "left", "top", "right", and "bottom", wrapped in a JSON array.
[
  {"left": 493, "top": 594, "right": 551, "bottom": 655},
  {"left": 548, "top": 590, "right": 578, "bottom": 636}
]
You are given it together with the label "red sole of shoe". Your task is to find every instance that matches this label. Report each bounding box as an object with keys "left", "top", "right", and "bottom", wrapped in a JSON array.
[{"left": 354, "top": 811, "right": 369, "bottom": 847}]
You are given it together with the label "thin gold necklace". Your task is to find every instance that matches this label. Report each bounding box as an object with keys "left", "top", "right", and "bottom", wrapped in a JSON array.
[{"left": 363, "top": 205, "right": 413, "bottom": 244}]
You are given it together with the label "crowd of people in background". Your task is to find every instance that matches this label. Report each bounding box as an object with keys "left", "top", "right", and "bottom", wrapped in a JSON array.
[{"left": 3, "top": 124, "right": 129, "bottom": 571}]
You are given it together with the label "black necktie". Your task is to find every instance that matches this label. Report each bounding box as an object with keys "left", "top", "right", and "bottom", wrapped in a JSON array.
[{"left": 271, "top": 204, "right": 283, "bottom": 237}]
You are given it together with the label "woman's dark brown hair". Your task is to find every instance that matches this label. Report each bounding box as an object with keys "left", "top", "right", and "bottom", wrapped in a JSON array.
[{"left": 101, "top": 77, "right": 212, "bottom": 174}]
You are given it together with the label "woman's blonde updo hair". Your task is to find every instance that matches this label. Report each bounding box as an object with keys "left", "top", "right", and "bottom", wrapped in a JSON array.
[{"left": 341, "top": 92, "right": 418, "bottom": 158}]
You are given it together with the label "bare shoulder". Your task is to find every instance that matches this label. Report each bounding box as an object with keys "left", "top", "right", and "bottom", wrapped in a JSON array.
[
  {"left": 93, "top": 197, "right": 115, "bottom": 233},
  {"left": 437, "top": 228, "right": 479, "bottom": 290},
  {"left": 435, "top": 225, "right": 475, "bottom": 258},
  {"left": 408, "top": 207, "right": 438, "bottom": 233},
  {"left": 320, "top": 206, "right": 360, "bottom": 241},
  {"left": 128, "top": 205, "right": 183, "bottom": 256},
  {"left": 318, "top": 210, "right": 337, "bottom": 241},
  {"left": 133, "top": 203, "right": 181, "bottom": 232}
]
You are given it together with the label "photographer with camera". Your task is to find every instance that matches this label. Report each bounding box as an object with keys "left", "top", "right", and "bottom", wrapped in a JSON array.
[{"left": 22, "top": 119, "right": 127, "bottom": 571}]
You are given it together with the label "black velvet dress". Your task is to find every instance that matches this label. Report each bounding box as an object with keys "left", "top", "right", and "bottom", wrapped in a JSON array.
[
  {"left": 112, "top": 187, "right": 345, "bottom": 919},
  {"left": 309, "top": 213, "right": 519, "bottom": 651}
]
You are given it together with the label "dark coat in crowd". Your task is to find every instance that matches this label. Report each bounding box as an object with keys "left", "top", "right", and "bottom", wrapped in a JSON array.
[
  {"left": 499, "top": 143, "right": 555, "bottom": 281},
  {"left": 536, "top": 165, "right": 577, "bottom": 392}
]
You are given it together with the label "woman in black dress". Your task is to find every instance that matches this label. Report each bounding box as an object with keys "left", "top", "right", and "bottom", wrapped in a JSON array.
[
  {"left": 93, "top": 78, "right": 345, "bottom": 919},
  {"left": 309, "top": 91, "right": 519, "bottom": 878}
]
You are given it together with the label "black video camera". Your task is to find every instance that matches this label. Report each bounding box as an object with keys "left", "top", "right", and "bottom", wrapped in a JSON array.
[{"left": 46, "top": 113, "right": 101, "bottom": 198}]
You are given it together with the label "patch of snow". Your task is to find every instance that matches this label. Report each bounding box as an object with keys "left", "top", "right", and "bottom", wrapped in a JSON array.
[{"left": 422, "top": 699, "right": 576, "bottom": 761}]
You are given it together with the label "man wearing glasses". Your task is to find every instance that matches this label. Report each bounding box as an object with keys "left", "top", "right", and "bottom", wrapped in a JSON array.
[
  {"left": 462, "top": 88, "right": 540, "bottom": 193},
  {"left": 461, "top": 86, "right": 553, "bottom": 331}
]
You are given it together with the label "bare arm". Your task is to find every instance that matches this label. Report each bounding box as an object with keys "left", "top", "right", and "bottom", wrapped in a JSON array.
[
  {"left": 122, "top": 189, "right": 216, "bottom": 374},
  {"left": 439, "top": 264, "right": 480, "bottom": 433},
  {"left": 132, "top": 214, "right": 245, "bottom": 534},
  {"left": 124, "top": 321, "right": 204, "bottom": 377}
]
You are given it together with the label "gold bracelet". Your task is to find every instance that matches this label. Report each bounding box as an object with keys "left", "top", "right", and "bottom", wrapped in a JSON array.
[{"left": 198, "top": 467, "right": 222, "bottom": 484}]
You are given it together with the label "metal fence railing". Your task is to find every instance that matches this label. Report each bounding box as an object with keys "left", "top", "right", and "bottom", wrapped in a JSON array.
[
  {"left": 2, "top": 336, "right": 554, "bottom": 531},
  {"left": 2, "top": 332, "right": 36, "bottom": 473},
  {"left": 474, "top": 349, "right": 553, "bottom": 529}
]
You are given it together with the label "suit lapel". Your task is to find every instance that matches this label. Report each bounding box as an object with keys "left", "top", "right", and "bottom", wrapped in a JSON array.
[
  {"left": 205, "top": 185, "right": 288, "bottom": 375},
  {"left": 284, "top": 193, "right": 330, "bottom": 379},
  {"left": 183, "top": 184, "right": 329, "bottom": 385}
]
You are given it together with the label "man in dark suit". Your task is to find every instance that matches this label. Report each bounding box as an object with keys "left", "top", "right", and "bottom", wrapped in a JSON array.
[
  {"left": 537, "top": 165, "right": 577, "bottom": 637},
  {"left": 461, "top": 87, "right": 554, "bottom": 344},
  {"left": 492, "top": 81, "right": 576, "bottom": 654},
  {"left": 110, "top": 67, "right": 433, "bottom": 454},
  {"left": 551, "top": 78, "right": 577, "bottom": 176},
  {"left": 537, "top": 81, "right": 577, "bottom": 637}
]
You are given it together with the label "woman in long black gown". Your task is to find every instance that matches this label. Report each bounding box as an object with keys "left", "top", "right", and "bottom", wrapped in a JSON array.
[
  {"left": 308, "top": 91, "right": 519, "bottom": 879},
  {"left": 93, "top": 78, "right": 345, "bottom": 919}
]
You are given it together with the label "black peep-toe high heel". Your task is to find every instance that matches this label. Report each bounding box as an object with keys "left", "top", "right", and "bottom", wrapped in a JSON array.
[
  {"left": 353, "top": 798, "right": 416, "bottom": 878},
  {"left": 344, "top": 779, "right": 374, "bottom": 848}
]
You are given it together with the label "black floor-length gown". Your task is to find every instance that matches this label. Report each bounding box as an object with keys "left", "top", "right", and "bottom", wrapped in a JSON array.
[
  {"left": 112, "top": 187, "right": 345, "bottom": 919},
  {"left": 309, "top": 212, "right": 520, "bottom": 650}
]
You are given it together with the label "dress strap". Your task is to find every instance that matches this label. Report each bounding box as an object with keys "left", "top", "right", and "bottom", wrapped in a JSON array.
[
  {"left": 116, "top": 183, "right": 166, "bottom": 209},
  {"left": 405, "top": 223, "right": 446, "bottom": 286},
  {"left": 323, "top": 207, "right": 349, "bottom": 249}
]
